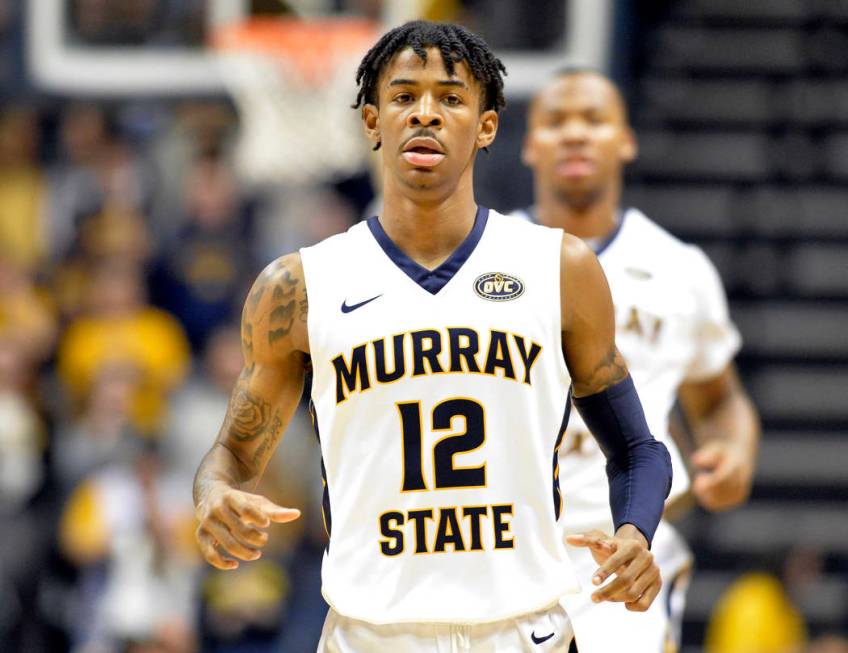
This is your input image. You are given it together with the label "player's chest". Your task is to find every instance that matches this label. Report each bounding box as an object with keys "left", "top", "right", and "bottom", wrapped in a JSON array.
[{"left": 604, "top": 261, "right": 698, "bottom": 359}]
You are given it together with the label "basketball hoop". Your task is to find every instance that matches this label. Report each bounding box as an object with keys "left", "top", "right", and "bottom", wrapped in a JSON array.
[{"left": 212, "top": 17, "right": 379, "bottom": 186}]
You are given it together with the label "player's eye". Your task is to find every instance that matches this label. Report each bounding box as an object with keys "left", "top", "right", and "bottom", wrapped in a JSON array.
[
  {"left": 393, "top": 92, "right": 413, "bottom": 103},
  {"left": 544, "top": 112, "right": 564, "bottom": 128},
  {"left": 443, "top": 94, "right": 462, "bottom": 106}
]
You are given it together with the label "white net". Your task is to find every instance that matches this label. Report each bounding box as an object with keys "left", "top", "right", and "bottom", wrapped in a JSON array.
[{"left": 214, "top": 20, "right": 377, "bottom": 187}]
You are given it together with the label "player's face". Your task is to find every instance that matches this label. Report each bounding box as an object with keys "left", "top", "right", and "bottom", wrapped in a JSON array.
[
  {"left": 362, "top": 47, "right": 498, "bottom": 194},
  {"left": 523, "top": 73, "right": 636, "bottom": 208}
]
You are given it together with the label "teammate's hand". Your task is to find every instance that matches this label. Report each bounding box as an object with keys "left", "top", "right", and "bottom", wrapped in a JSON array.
[
  {"left": 195, "top": 483, "right": 300, "bottom": 570},
  {"left": 566, "top": 525, "right": 661, "bottom": 612},
  {"left": 690, "top": 439, "right": 754, "bottom": 511}
]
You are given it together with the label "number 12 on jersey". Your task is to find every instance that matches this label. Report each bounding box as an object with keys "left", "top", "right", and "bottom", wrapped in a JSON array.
[
  {"left": 397, "top": 398, "right": 487, "bottom": 492},
  {"left": 381, "top": 398, "right": 515, "bottom": 556}
]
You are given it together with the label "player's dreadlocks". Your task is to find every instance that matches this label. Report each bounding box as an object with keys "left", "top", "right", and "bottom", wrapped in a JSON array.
[{"left": 353, "top": 20, "right": 507, "bottom": 115}]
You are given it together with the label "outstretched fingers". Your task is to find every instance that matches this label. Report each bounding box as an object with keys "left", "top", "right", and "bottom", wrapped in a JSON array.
[
  {"left": 203, "top": 518, "right": 262, "bottom": 562},
  {"left": 624, "top": 566, "right": 662, "bottom": 612},
  {"left": 234, "top": 493, "right": 301, "bottom": 525},
  {"left": 222, "top": 503, "right": 270, "bottom": 548},
  {"left": 566, "top": 531, "right": 617, "bottom": 554},
  {"left": 196, "top": 487, "right": 302, "bottom": 571},
  {"left": 590, "top": 545, "right": 655, "bottom": 603},
  {"left": 196, "top": 528, "right": 239, "bottom": 570}
]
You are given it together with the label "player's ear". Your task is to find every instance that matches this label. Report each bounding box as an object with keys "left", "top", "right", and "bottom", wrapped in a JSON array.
[
  {"left": 620, "top": 126, "right": 638, "bottom": 163},
  {"left": 476, "top": 109, "right": 498, "bottom": 150},
  {"left": 362, "top": 104, "right": 381, "bottom": 146}
]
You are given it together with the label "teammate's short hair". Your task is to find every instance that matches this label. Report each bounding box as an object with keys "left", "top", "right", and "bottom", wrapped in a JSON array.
[
  {"left": 352, "top": 20, "right": 507, "bottom": 115},
  {"left": 539, "top": 66, "right": 630, "bottom": 125},
  {"left": 553, "top": 64, "right": 604, "bottom": 78}
]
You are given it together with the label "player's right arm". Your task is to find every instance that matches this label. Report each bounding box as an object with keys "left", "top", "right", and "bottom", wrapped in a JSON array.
[{"left": 193, "top": 253, "right": 310, "bottom": 570}]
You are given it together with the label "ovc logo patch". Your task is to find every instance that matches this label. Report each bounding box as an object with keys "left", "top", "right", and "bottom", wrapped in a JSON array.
[{"left": 474, "top": 272, "right": 525, "bottom": 302}]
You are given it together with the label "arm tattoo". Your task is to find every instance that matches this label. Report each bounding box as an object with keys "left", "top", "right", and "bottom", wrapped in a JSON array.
[
  {"left": 273, "top": 270, "right": 298, "bottom": 301},
  {"left": 224, "top": 386, "right": 272, "bottom": 442},
  {"left": 251, "top": 414, "right": 284, "bottom": 467},
  {"left": 265, "top": 266, "right": 302, "bottom": 346},
  {"left": 242, "top": 323, "right": 255, "bottom": 372},
  {"left": 581, "top": 347, "right": 629, "bottom": 394},
  {"left": 299, "top": 287, "right": 308, "bottom": 323},
  {"left": 246, "top": 282, "right": 266, "bottom": 314},
  {"left": 241, "top": 255, "right": 308, "bottom": 353},
  {"left": 268, "top": 301, "right": 296, "bottom": 345}
]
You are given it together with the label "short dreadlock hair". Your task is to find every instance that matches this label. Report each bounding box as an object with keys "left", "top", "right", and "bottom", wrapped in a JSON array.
[{"left": 352, "top": 20, "right": 507, "bottom": 114}]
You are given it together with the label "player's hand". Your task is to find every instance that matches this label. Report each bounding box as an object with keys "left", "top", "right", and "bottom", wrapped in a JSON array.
[
  {"left": 195, "top": 483, "right": 300, "bottom": 570},
  {"left": 566, "top": 525, "right": 661, "bottom": 612},
  {"left": 690, "top": 439, "right": 754, "bottom": 512}
]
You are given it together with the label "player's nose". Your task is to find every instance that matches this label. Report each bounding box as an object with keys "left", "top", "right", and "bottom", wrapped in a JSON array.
[
  {"left": 559, "top": 119, "right": 589, "bottom": 144},
  {"left": 408, "top": 96, "right": 443, "bottom": 128}
]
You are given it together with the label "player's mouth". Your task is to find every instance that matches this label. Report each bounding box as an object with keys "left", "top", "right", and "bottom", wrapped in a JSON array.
[
  {"left": 402, "top": 137, "right": 446, "bottom": 168},
  {"left": 556, "top": 155, "right": 594, "bottom": 179}
]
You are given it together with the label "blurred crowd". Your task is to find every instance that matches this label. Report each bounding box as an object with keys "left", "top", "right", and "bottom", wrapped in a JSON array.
[{"left": 0, "top": 99, "right": 366, "bottom": 653}]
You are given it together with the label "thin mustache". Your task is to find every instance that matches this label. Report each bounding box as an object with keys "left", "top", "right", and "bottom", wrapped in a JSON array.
[{"left": 401, "top": 129, "right": 446, "bottom": 152}]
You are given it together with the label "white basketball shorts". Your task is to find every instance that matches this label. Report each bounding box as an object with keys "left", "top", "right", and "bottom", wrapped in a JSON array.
[{"left": 318, "top": 602, "right": 574, "bottom": 652}]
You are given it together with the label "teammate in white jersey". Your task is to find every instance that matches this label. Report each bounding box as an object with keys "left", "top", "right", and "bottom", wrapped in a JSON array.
[
  {"left": 193, "top": 23, "right": 672, "bottom": 652},
  {"left": 517, "top": 70, "right": 761, "bottom": 652}
]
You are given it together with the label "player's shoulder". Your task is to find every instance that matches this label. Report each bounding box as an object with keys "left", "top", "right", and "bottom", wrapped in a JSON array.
[
  {"left": 621, "top": 208, "right": 686, "bottom": 251},
  {"left": 489, "top": 207, "right": 562, "bottom": 240},
  {"left": 300, "top": 219, "right": 369, "bottom": 257},
  {"left": 506, "top": 206, "right": 536, "bottom": 224},
  {"left": 621, "top": 208, "right": 711, "bottom": 267}
]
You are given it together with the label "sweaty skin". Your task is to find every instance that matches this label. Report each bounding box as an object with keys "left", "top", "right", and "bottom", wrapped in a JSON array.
[
  {"left": 194, "top": 50, "right": 662, "bottom": 611},
  {"left": 523, "top": 71, "right": 759, "bottom": 515}
]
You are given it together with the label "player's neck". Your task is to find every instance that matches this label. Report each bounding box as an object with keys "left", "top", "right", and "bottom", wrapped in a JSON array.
[
  {"left": 536, "top": 183, "right": 620, "bottom": 241},
  {"left": 380, "top": 176, "right": 479, "bottom": 271}
]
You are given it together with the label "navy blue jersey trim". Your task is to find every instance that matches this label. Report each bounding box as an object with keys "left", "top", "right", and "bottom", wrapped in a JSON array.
[
  {"left": 552, "top": 388, "right": 573, "bottom": 520},
  {"left": 308, "top": 401, "right": 332, "bottom": 546},
  {"left": 366, "top": 206, "right": 489, "bottom": 295},
  {"left": 516, "top": 205, "right": 626, "bottom": 256},
  {"left": 593, "top": 208, "right": 627, "bottom": 256}
]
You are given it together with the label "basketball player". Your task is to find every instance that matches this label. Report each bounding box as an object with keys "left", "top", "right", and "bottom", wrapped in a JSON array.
[
  {"left": 194, "top": 23, "right": 672, "bottom": 651},
  {"left": 516, "top": 70, "right": 761, "bottom": 652}
]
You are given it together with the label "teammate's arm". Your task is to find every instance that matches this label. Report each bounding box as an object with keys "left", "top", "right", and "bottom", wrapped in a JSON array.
[
  {"left": 193, "top": 253, "right": 310, "bottom": 570},
  {"left": 558, "top": 234, "right": 672, "bottom": 612},
  {"left": 678, "top": 364, "right": 760, "bottom": 511}
]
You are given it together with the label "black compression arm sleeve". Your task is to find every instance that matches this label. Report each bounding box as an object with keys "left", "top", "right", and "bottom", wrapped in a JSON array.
[{"left": 572, "top": 375, "right": 672, "bottom": 545}]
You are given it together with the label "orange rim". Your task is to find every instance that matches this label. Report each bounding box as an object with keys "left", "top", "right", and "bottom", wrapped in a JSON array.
[
  {"left": 212, "top": 17, "right": 379, "bottom": 85},
  {"left": 212, "top": 17, "right": 378, "bottom": 57}
]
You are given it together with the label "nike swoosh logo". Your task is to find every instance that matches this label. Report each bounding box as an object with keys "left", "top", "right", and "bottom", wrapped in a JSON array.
[
  {"left": 531, "top": 631, "right": 555, "bottom": 645},
  {"left": 341, "top": 294, "right": 383, "bottom": 314}
]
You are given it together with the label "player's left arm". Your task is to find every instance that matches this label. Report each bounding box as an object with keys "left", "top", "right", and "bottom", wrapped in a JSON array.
[
  {"left": 558, "top": 234, "right": 672, "bottom": 612},
  {"left": 678, "top": 364, "right": 760, "bottom": 511}
]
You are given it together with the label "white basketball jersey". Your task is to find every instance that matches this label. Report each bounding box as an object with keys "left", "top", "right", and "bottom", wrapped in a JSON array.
[
  {"left": 300, "top": 208, "right": 579, "bottom": 624},
  {"left": 512, "top": 207, "right": 741, "bottom": 534}
]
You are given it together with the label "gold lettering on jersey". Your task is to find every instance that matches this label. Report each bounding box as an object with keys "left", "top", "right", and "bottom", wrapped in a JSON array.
[
  {"left": 332, "top": 343, "right": 371, "bottom": 403},
  {"left": 333, "top": 329, "right": 543, "bottom": 403},
  {"left": 650, "top": 317, "right": 664, "bottom": 343},
  {"left": 623, "top": 307, "right": 643, "bottom": 337},
  {"left": 620, "top": 306, "right": 664, "bottom": 345},
  {"left": 379, "top": 504, "right": 516, "bottom": 556}
]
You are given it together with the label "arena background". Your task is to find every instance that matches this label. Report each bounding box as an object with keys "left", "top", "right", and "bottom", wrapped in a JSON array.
[{"left": 1, "top": 1, "right": 846, "bottom": 652}]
